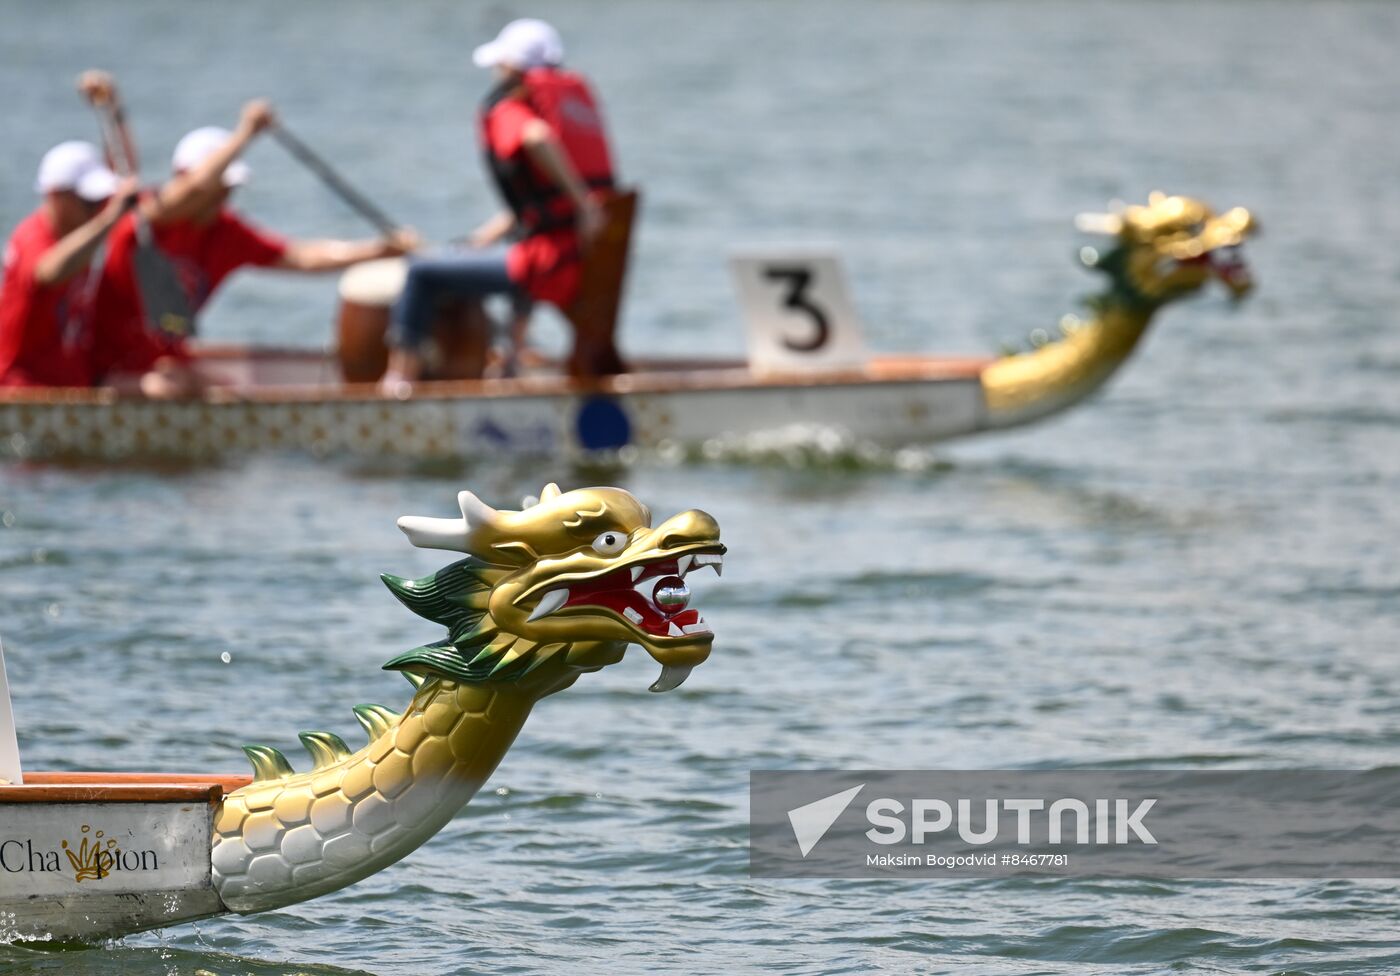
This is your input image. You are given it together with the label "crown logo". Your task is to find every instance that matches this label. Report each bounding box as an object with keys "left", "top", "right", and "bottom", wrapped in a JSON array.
[{"left": 61, "top": 824, "right": 118, "bottom": 882}]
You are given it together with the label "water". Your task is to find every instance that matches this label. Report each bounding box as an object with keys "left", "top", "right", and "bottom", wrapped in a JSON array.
[{"left": 4, "top": 0, "right": 1400, "bottom": 972}]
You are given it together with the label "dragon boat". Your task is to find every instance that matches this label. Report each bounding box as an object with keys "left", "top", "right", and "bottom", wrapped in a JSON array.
[
  {"left": 0, "top": 483, "right": 724, "bottom": 943},
  {"left": 0, "top": 193, "right": 1254, "bottom": 463}
]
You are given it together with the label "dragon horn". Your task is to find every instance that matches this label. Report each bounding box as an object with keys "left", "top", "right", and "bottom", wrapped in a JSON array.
[
  {"left": 521, "top": 483, "right": 562, "bottom": 509},
  {"left": 1075, "top": 212, "right": 1123, "bottom": 236},
  {"left": 396, "top": 514, "right": 468, "bottom": 552},
  {"left": 397, "top": 490, "right": 504, "bottom": 552},
  {"left": 458, "top": 490, "right": 502, "bottom": 524}
]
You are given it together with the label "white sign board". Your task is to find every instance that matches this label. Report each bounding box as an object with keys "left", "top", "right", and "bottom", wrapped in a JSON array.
[
  {"left": 0, "top": 636, "right": 19, "bottom": 785},
  {"left": 730, "top": 250, "right": 867, "bottom": 375},
  {"left": 0, "top": 802, "right": 213, "bottom": 896}
]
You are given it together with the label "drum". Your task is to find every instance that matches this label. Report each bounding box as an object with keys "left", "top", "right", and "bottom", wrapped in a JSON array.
[
  {"left": 335, "top": 258, "right": 406, "bottom": 383},
  {"left": 334, "top": 257, "right": 490, "bottom": 383}
]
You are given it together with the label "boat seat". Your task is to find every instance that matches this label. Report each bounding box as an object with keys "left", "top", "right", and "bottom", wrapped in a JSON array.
[{"left": 558, "top": 188, "right": 638, "bottom": 378}]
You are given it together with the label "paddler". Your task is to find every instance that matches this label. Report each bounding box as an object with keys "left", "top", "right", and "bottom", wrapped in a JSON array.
[
  {"left": 93, "top": 99, "right": 417, "bottom": 397},
  {"left": 381, "top": 18, "right": 615, "bottom": 389},
  {"left": 0, "top": 140, "right": 138, "bottom": 388}
]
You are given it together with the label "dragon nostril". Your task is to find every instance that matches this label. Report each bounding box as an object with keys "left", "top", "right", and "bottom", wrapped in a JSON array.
[{"left": 653, "top": 510, "right": 721, "bottom": 552}]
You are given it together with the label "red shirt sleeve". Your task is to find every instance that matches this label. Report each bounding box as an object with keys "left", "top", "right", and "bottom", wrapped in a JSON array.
[
  {"left": 0, "top": 229, "right": 38, "bottom": 380},
  {"left": 0, "top": 212, "right": 97, "bottom": 386},
  {"left": 2, "top": 218, "right": 42, "bottom": 289},
  {"left": 218, "top": 211, "right": 288, "bottom": 269},
  {"left": 486, "top": 99, "right": 541, "bottom": 161}
]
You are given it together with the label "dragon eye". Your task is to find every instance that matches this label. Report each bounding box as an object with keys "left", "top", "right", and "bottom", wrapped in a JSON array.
[{"left": 592, "top": 530, "right": 627, "bottom": 555}]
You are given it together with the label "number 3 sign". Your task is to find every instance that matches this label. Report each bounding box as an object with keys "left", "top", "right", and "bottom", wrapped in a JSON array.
[{"left": 730, "top": 250, "right": 867, "bottom": 374}]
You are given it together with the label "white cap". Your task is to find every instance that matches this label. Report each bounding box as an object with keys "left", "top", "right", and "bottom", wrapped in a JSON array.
[
  {"left": 34, "top": 141, "right": 119, "bottom": 202},
  {"left": 472, "top": 18, "right": 564, "bottom": 70},
  {"left": 172, "top": 126, "right": 251, "bottom": 187}
]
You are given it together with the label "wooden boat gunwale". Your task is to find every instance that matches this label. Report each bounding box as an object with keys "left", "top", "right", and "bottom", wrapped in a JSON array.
[
  {"left": 0, "top": 771, "right": 251, "bottom": 804},
  {"left": 0, "top": 344, "right": 994, "bottom": 406}
]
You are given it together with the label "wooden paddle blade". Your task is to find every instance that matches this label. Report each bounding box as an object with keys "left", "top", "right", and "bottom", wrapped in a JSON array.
[
  {"left": 561, "top": 188, "right": 638, "bottom": 378},
  {"left": 133, "top": 236, "right": 196, "bottom": 338}
]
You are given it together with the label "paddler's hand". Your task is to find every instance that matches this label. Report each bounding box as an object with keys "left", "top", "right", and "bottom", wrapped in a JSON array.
[
  {"left": 104, "top": 176, "right": 142, "bottom": 218},
  {"left": 77, "top": 69, "right": 119, "bottom": 108},
  {"left": 577, "top": 197, "right": 605, "bottom": 245},
  {"left": 469, "top": 210, "right": 515, "bottom": 248},
  {"left": 238, "top": 99, "right": 278, "bottom": 138},
  {"left": 382, "top": 227, "right": 421, "bottom": 257}
]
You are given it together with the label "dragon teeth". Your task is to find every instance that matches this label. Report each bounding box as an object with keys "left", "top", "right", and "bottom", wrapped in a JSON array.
[
  {"left": 633, "top": 553, "right": 721, "bottom": 583},
  {"left": 623, "top": 607, "right": 644, "bottom": 624},
  {"left": 693, "top": 553, "right": 723, "bottom": 576},
  {"left": 667, "top": 621, "right": 684, "bottom": 637},
  {"left": 527, "top": 588, "right": 569, "bottom": 622},
  {"left": 649, "top": 664, "right": 693, "bottom": 693},
  {"left": 681, "top": 621, "right": 711, "bottom": 635}
]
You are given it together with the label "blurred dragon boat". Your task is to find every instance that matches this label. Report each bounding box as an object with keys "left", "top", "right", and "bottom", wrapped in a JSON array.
[
  {"left": 0, "top": 484, "right": 724, "bottom": 942},
  {"left": 0, "top": 193, "right": 1254, "bottom": 463}
]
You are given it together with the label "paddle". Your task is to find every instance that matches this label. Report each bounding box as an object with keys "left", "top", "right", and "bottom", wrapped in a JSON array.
[
  {"left": 270, "top": 123, "right": 401, "bottom": 238},
  {"left": 92, "top": 101, "right": 196, "bottom": 338}
]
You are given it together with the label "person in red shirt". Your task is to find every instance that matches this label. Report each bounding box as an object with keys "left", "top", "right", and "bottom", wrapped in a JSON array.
[
  {"left": 383, "top": 18, "right": 612, "bottom": 388},
  {"left": 0, "top": 141, "right": 138, "bottom": 388},
  {"left": 94, "top": 99, "right": 416, "bottom": 396}
]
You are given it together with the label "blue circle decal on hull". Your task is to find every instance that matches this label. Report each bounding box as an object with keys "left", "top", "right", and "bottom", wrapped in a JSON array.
[{"left": 576, "top": 397, "right": 632, "bottom": 451}]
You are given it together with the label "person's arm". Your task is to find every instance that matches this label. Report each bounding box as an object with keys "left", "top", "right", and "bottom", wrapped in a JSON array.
[
  {"left": 77, "top": 70, "right": 139, "bottom": 175},
  {"left": 33, "top": 179, "right": 140, "bottom": 286},
  {"left": 275, "top": 229, "right": 417, "bottom": 272},
  {"left": 147, "top": 100, "right": 276, "bottom": 224},
  {"left": 470, "top": 210, "right": 516, "bottom": 248},
  {"left": 520, "top": 119, "right": 604, "bottom": 241}
]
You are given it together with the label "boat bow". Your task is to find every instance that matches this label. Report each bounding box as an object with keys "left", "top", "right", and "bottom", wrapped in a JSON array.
[{"left": 979, "top": 192, "right": 1255, "bottom": 430}]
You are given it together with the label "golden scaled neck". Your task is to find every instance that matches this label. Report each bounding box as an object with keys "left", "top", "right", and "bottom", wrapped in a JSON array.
[{"left": 979, "top": 305, "right": 1154, "bottom": 425}]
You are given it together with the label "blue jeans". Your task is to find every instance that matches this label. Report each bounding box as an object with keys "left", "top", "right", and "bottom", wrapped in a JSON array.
[{"left": 389, "top": 248, "right": 528, "bottom": 349}]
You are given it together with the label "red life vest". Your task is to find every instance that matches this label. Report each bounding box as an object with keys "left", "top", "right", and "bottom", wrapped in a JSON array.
[{"left": 480, "top": 67, "right": 615, "bottom": 235}]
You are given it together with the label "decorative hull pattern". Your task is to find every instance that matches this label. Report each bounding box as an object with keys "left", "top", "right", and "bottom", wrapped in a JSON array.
[{"left": 0, "top": 352, "right": 995, "bottom": 463}]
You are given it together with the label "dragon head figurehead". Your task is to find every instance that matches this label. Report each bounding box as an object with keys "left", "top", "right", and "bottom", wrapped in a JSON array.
[
  {"left": 382, "top": 484, "right": 724, "bottom": 694},
  {"left": 1076, "top": 192, "right": 1256, "bottom": 310}
]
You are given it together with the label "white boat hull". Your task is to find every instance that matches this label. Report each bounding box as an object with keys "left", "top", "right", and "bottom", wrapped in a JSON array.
[
  {"left": 0, "top": 774, "right": 246, "bottom": 943},
  {"left": 0, "top": 350, "right": 993, "bottom": 462}
]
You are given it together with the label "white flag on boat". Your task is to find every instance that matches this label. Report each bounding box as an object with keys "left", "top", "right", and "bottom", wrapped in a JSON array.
[{"left": 0, "top": 635, "right": 21, "bottom": 785}]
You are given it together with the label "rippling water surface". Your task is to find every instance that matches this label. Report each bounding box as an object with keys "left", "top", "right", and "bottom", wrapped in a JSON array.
[{"left": 4, "top": 1, "right": 1400, "bottom": 973}]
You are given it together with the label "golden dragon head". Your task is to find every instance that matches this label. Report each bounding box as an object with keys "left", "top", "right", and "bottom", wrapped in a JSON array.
[
  {"left": 382, "top": 484, "right": 724, "bottom": 693},
  {"left": 1076, "top": 192, "right": 1256, "bottom": 308}
]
